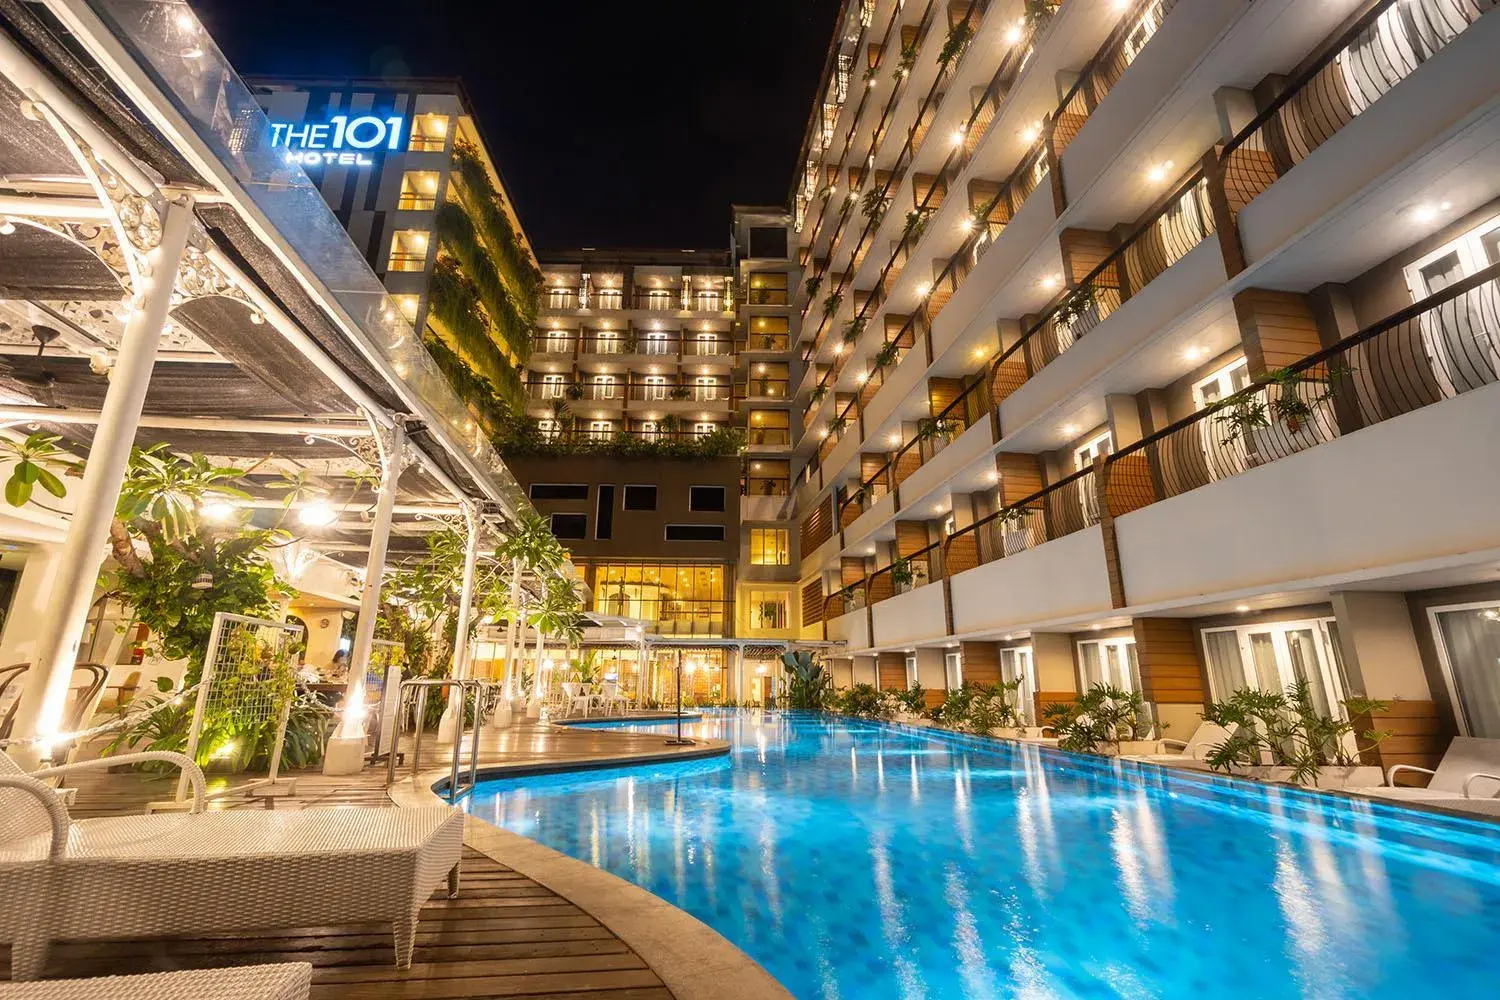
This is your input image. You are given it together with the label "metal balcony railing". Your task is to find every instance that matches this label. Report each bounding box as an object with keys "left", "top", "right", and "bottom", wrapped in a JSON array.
[{"left": 1219, "top": 0, "right": 1491, "bottom": 215}]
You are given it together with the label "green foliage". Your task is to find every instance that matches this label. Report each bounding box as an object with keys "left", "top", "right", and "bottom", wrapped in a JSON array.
[
  {"left": 1202, "top": 680, "right": 1391, "bottom": 786},
  {"left": 938, "top": 21, "right": 974, "bottom": 67},
  {"left": 842, "top": 316, "right": 866, "bottom": 344},
  {"left": 860, "top": 189, "right": 890, "bottom": 225},
  {"left": 810, "top": 384, "right": 829, "bottom": 404},
  {"left": 0, "top": 432, "right": 79, "bottom": 508},
  {"left": 872, "top": 339, "right": 900, "bottom": 369},
  {"left": 833, "top": 682, "right": 893, "bottom": 719},
  {"left": 929, "top": 681, "right": 1023, "bottom": 734},
  {"left": 1052, "top": 287, "right": 1095, "bottom": 328},
  {"left": 894, "top": 40, "right": 918, "bottom": 79},
  {"left": 421, "top": 333, "right": 514, "bottom": 433},
  {"left": 427, "top": 257, "right": 525, "bottom": 410},
  {"left": 1047, "top": 684, "right": 1149, "bottom": 755},
  {"left": 116, "top": 445, "right": 250, "bottom": 541},
  {"left": 435, "top": 200, "right": 533, "bottom": 361},
  {"left": 889, "top": 557, "right": 914, "bottom": 588},
  {"left": 498, "top": 419, "right": 745, "bottom": 461},
  {"left": 1024, "top": 0, "right": 1061, "bottom": 34},
  {"left": 804, "top": 274, "right": 823, "bottom": 299},
  {"left": 827, "top": 415, "right": 849, "bottom": 436},
  {"left": 824, "top": 290, "right": 844, "bottom": 316},
  {"left": 901, "top": 210, "right": 929, "bottom": 243},
  {"left": 781, "top": 650, "right": 834, "bottom": 711},
  {"left": 449, "top": 141, "right": 542, "bottom": 304},
  {"left": 916, "top": 416, "right": 956, "bottom": 441},
  {"left": 891, "top": 684, "right": 925, "bottom": 715}
]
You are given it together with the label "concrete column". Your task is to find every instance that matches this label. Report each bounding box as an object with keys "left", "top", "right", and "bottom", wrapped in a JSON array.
[
  {"left": 526, "top": 622, "right": 546, "bottom": 719},
  {"left": 733, "top": 644, "right": 745, "bottom": 703},
  {"left": 1031, "top": 631, "right": 1078, "bottom": 722},
  {"left": 0, "top": 544, "right": 66, "bottom": 667},
  {"left": 1331, "top": 592, "right": 1431, "bottom": 700},
  {"left": 1212, "top": 87, "right": 1258, "bottom": 144},
  {"left": 9, "top": 198, "right": 193, "bottom": 764},
  {"left": 437, "top": 504, "right": 481, "bottom": 742},
  {"left": 324, "top": 419, "right": 405, "bottom": 774}
]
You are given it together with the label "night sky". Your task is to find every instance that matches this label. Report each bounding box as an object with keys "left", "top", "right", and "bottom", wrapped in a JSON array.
[{"left": 195, "top": 0, "right": 843, "bottom": 251}]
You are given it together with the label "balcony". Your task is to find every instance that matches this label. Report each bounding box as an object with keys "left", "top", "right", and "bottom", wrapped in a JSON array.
[
  {"left": 739, "top": 376, "right": 791, "bottom": 401},
  {"left": 834, "top": 264, "right": 1500, "bottom": 643},
  {"left": 1222, "top": 0, "right": 1496, "bottom": 266}
]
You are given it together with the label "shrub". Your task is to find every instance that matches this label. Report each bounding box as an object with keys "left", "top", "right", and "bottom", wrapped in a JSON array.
[{"left": 834, "top": 683, "right": 894, "bottom": 720}]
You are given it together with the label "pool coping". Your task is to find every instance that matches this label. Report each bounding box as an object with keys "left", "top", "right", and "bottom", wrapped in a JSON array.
[{"left": 388, "top": 728, "right": 790, "bottom": 1000}]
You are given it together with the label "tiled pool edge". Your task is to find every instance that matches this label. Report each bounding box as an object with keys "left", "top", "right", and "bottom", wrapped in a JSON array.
[{"left": 387, "top": 734, "right": 790, "bottom": 1000}]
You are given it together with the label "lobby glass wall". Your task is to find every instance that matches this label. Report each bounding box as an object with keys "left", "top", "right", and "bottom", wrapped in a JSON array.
[{"left": 592, "top": 563, "right": 730, "bottom": 637}]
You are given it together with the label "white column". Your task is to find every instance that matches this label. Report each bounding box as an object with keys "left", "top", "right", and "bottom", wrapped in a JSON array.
[
  {"left": 8, "top": 198, "right": 193, "bottom": 765},
  {"left": 324, "top": 419, "right": 405, "bottom": 774},
  {"left": 488, "top": 557, "right": 522, "bottom": 729},
  {"left": 733, "top": 644, "right": 745, "bottom": 704},
  {"left": 437, "top": 504, "right": 481, "bottom": 742},
  {"left": 527, "top": 623, "right": 546, "bottom": 718}
]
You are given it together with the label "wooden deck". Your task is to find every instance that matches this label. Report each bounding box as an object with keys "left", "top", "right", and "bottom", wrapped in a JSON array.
[{"left": 0, "top": 717, "right": 719, "bottom": 999}]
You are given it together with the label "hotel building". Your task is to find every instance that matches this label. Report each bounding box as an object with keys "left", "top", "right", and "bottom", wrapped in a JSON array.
[
  {"left": 777, "top": 0, "right": 1500, "bottom": 765},
  {"left": 250, "top": 77, "right": 539, "bottom": 419}
]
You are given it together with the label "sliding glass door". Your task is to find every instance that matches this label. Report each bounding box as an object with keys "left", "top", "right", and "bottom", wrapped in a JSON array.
[
  {"left": 1202, "top": 618, "right": 1348, "bottom": 716},
  {"left": 999, "top": 646, "right": 1036, "bottom": 724},
  {"left": 1428, "top": 602, "right": 1500, "bottom": 738}
]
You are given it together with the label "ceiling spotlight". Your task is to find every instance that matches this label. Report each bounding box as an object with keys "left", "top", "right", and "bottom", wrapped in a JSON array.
[
  {"left": 249, "top": 311, "right": 264, "bottom": 325},
  {"left": 1183, "top": 344, "right": 1206, "bottom": 361},
  {"left": 1020, "top": 121, "right": 1042, "bottom": 144},
  {"left": 1005, "top": 21, "right": 1024, "bottom": 44},
  {"left": 1146, "top": 160, "right": 1175, "bottom": 183},
  {"left": 1235, "top": 604, "right": 1251, "bottom": 613},
  {"left": 0, "top": 218, "right": 15, "bottom": 236},
  {"left": 1062, "top": 423, "right": 1078, "bottom": 435},
  {"left": 888, "top": 431, "right": 901, "bottom": 446},
  {"left": 916, "top": 282, "right": 931, "bottom": 297},
  {"left": 1091, "top": 623, "right": 1102, "bottom": 631},
  {"left": 1039, "top": 273, "right": 1062, "bottom": 290},
  {"left": 950, "top": 128, "right": 966, "bottom": 147},
  {"left": 958, "top": 216, "right": 974, "bottom": 233},
  {"left": 298, "top": 500, "right": 339, "bottom": 527},
  {"left": 1408, "top": 201, "right": 1453, "bottom": 224}
]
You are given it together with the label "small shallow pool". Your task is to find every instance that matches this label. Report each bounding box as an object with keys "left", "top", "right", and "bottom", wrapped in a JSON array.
[{"left": 462, "top": 711, "right": 1500, "bottom": 999}]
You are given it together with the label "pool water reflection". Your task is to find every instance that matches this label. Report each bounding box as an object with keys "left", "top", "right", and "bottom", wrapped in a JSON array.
[{"left": 462, "top": 711, "right": 1500, "bottom": 999}]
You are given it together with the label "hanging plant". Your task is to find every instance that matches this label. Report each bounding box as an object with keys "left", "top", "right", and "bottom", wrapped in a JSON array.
[
  {"left": 873, "top": 340, "right": 901, "bottom": 369},
  {"left": 804, "top": 274, "right": 823, "bottom": 299},
  {"left": 1023, "top": 0, "right": 1062, "bottom": 35},
  {"left": 915, "top": 416, "right": 957, "bottom": 441},
  {"left": 842, "top": 316, "right": 866, "bottom": 344},
  {"left": 827, "top": 415, "right": 849, "bottom": 436},
  {"left": 902, "top": 210, "right": 929, "bottom": 243},
  {"left": 860, "top": 189, "right": 890, "bottom": 224},
  {"left": 1052, "top": 287, "right": 1095, "bottom": 329},
  {"left": 938, "top": 21, "right": 974, "bottom": 67},
  {"left": 894, "top": 41, "right": 919, "bottom": 80},
  {"left": 810, "top": 384, "right": 830, "bottom": 404},
  {"left": 824, "top": 290, "right": 844, "bottom": 316}
]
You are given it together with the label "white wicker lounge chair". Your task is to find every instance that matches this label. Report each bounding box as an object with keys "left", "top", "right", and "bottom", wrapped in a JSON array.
[
  {"left": 0, "top": 962, "right": 310, "bottom": 999},
  {"left": 1356, "top": 736, "right": 1500, "bottom": 806},
  {"left": 1124, "top": 722, "right": 1239, "bottom": 765},
  {"left": 0, "top": 749, "right": 463, "bottom": 980}
]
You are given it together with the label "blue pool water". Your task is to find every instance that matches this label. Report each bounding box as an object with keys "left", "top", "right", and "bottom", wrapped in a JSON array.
[{"left": 462, "top": 711, "right": 1500, "bottom": 999}]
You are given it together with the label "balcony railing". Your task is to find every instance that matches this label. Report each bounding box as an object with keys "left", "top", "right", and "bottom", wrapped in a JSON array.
[
  {"left": 747, "top": 427, "right": 792, "bottom": 447},
  {"left": 741, "top": 377, "right": 791, "bottom": 399},
  {"left": 802, "top": 10, "right": 1045, "bottom": 409},
  {"left": 746, "top": 288, "right": 790, "bottom": 305},
  {"left": 529, "top": 333, "right": 734, "bottom": 359},
  {"left": 1052, "top": 0, "right": 1178, "bottom": 159},
  {"left": 1107, "top": 258, "right": 1500, "bottom": 513},
  {"left": 991, "top": 170, "right": 1215, "bottom": 404},
  {"left": 1219, "top": 0, "right": 1490, "bottom": 215},
  {"left": 828, "top": 261, "right": 1500, "bottom": 614}
]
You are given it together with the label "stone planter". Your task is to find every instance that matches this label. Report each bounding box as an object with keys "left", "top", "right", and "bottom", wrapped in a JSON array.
[
  {"left": 1116, "top": 739, "right": 1161, "bottom": 756},
  {"left": 1233, "top": 764, "right": 1384, "bottom": 789}
]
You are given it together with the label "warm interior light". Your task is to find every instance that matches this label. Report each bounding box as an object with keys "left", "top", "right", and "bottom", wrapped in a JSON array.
[
  {"left": 950, "top": 128, "right": 966, "bottom": 147},
  {"left": 1020, "top": 122, "right": 1042, "bottom": 144},
  {"left": 1183, "top": 344, "right": 1206, "bottom": 361},
  {"left": 1236, "top": 604, "right": 1251, "bottom": 613},
  {"left": 917, "top": 282, "right": 931, "bottom": 297},
  {"left": 1005, "top": 20, "right": 1024, "bottom": 44},
  {"left": 1062, "top": 423, "right": 1078, "bottom": 435},
  {"left": 888, "top": 432, "right": 900, "bottom": 445},
  {"left": 1040, "top": 274, "right": 1062, "bottom": 290},
  {"left": 0, "top": 219, "right": 16, "bottom": 236},
  {"left": 1146, "top": 160, "right": 1175, "bottom": 183},
  {"left": 1408, "top": 201, "right": 1452, "bottom": 223},
  {"left": 958, "top": 216, "right": 974, "bottom": 233},
  {"left": 298, "top": 500, "right": 338, "bottom": 527},
  {"left": 199, "top": 500, "right": 236, "bottom": 523}
]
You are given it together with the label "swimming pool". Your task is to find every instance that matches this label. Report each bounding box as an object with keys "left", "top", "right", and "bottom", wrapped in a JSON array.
[{"left": 462, "top": 711, "right": 1500, "bottom": 999}]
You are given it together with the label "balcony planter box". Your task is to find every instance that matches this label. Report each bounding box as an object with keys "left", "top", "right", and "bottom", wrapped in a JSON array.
[{"left": 1227, "top": 764, "right": 1384, "bottom": 789}]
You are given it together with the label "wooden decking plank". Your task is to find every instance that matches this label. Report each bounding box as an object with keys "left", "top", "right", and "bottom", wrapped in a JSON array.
[{"left": 306, "top": 968, "right": 664, "bottom": 999}]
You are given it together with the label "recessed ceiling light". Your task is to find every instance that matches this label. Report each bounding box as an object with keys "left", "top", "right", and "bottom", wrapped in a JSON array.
[
  {"left": 950, "top": 128, "right": 966, "bottom": 147},
  {"left": 1146, "top": 160, "right": 1175, "bottom": 183},
  {"left": 1039, "top": 273, "right": 1061, "bottom": 290},
  {"left": 1183, "top": 344, "right": 1206, "bottom": 361},
  {"left": 1005, "top": 21, "right": 1023, "bottom": 44},
  {"left": 1235, "top": 604, "right": 1251, "bottom": 613},
  {"left": 1020, "top": 122, "right": 1041, "bottom": 144},
  {"left": 1062, "top": 423, "right": 1078, "bottom": 435}
]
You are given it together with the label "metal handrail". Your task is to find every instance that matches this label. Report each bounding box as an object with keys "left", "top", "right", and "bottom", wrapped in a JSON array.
[{"left": 386, "top": 678, "right": 485, "bottom": 800}]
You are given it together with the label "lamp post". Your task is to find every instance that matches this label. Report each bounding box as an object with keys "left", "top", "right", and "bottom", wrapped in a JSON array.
[{"left": 664, "top": 650, "right": 693, "bottom": 746}]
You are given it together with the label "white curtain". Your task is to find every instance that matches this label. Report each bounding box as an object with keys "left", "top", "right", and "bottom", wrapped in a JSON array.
[{"left": 1435, "top": 606, "right": 1500, "bottom": 737}]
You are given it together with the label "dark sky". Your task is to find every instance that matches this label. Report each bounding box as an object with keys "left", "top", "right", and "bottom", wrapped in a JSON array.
[{"left": 195, "top": 0, "right": 843, "bottom": 251}]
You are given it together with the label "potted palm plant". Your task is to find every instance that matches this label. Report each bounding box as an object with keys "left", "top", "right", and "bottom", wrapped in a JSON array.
[
  {"left": 890, "top": 557, "right": 915, "bottom": 593},
  {"left": 872, "top": 340, "right": 901, "bottom": 370}
]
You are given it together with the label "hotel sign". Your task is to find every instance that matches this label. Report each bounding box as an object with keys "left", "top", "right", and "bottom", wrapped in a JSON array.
[{"left": 269, "top": 114, "right": 407, "bottom": 167}]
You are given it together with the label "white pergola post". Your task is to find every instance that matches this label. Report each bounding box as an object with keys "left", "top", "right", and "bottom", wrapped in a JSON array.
[
  {"left": 527, "top": 623, "right": 546, "bottom": 718},
  {"left": 488, "top": 557, "right": 522, "bottom": 729},
  {"left": 323, "top": 419, "right": 405, "bottom": 775},
  {"left": 8, "top": 197, "right": 194, "bottom": 767},
  {"left": 733, "top": 644, "right": 745, "bottom": 704},
  {"left": 437, "top": 503, "right": 481, "bottom": 742}
]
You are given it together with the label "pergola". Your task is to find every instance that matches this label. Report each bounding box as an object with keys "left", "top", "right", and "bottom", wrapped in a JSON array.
[{"left": 0, "top": 2, "right": 565, "bottom": 765}]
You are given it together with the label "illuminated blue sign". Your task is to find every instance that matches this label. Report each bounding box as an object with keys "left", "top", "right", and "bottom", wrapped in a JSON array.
[{"left": 269, "top": 115, "right": 406, "bottom": 167}]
